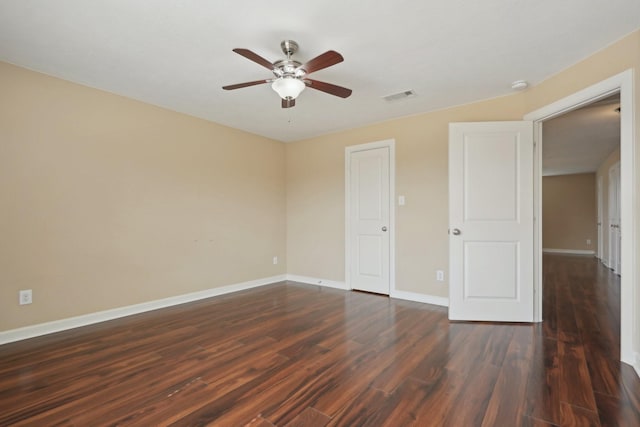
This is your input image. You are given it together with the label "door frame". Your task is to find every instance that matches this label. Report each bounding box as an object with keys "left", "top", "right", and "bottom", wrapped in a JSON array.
[
  {"left": 524, "top": 69, "right": 636, "bottom": 365},
  {"left": 597, "top": 175, "right": 604, "bottom": 261},
  {"left": 609, "top": 161, "right": 621, "bottom": 274},
  {"left": 345, "top": 139, "right": 396, "bottom": 293}
]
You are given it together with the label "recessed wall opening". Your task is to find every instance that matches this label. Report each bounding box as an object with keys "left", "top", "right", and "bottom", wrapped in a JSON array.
[
  {"left": 526, "top": 70, "right": 635, "bottom": 366},
  {"left": 540, "top": 92, "right": 622, "bottom": 358}
]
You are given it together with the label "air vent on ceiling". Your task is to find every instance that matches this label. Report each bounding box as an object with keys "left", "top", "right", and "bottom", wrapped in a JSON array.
[{"left": 383, "top": 90, "right": 417, "bottom": 102}]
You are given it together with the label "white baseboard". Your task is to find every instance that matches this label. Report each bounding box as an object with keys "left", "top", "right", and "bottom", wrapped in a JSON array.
[
  {"left": 0, "top": 274, "right": 286, "bottom": 345},
  {"left": 286, "top": 274, "right": 349, "bottom": 290},
  {"left": 286, "top": 275, "right": 449, "bottom": 307},
  {"left": 391, "top": 289, "right": 449, "bottom": 307},
  {"left": 543, "top": 248, "right": 595, "bottom": 256}
]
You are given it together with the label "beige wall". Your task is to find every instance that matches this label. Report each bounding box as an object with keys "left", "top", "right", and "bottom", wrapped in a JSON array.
[
  {"left": 287, "top": 31, "right": 639, "bottom": 299},
  {"left": 542, "top": 173, "right": 597, "bottom": 251},
  {"left": 0, "top": 62, "right": 286, "bottom": 331},
  {"left": 596, "top": 148, "right": 622, "bottom": 264},
  {"left": 286, "top": 95, "right": 526, "bottom": 297}
]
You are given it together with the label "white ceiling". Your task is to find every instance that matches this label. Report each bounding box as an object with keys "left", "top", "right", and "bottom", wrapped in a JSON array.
[
  {"left": 0, "top": 1, "right": 639, "bottom": 142},
  {"left": 543, "top": 95, "right": 620, "bottom": 176}
]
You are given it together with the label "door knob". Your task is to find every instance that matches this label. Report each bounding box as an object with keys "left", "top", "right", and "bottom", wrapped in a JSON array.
[
  {"left": 382, "top": 226, "right": 388, "bottom": 232},
  {"left": 452, "top": 228, "right": 461, "bottom": 235}
]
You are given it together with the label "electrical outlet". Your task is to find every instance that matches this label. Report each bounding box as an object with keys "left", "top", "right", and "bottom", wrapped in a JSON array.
[
  {"left": 273, "top": 256, "right": 278, "bottom": 265},
  {"left": 586, "top": 239, "right": 592, "bottom": 245},
  {"left": 436, "top": 270, "right": 444, "bottom": 281},
  {"left": 19, "top": 289, "right": 32, "bottom": 305}
]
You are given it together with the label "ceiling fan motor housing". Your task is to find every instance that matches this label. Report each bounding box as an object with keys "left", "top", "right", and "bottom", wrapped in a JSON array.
[
  {"left": 272, "top": 59, "right": 303, "bottom": 77},
  {"left": 280, "top": 40, "right": 299, "bottom": 57},
  {"left": 274, "top": 40, "right": 305, "bottom": 78}
]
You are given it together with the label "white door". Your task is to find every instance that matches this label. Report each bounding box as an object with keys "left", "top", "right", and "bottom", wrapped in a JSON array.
[
  {"left": 449, "top": 121, "right": 534, "bottom": 322},
  {"left": 608, "top": 162, "right": 621, "bottom": 274},
  {"left": 597, "top": 176, "right": 604, "bottom": 260},
  {"left": 347, "top": 145, "right": 391, "bottom": 294}
]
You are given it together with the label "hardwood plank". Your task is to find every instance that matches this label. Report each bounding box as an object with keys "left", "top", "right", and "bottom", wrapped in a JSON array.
[
  {"left": 10, "top": 346, "right": 220, "bottom": 425},
  {"left": 369, "top": 324, "right": 444, "bottom": 393},
  {"left": 481, "top": 325, "right": 535, "bottom": 426},
  {"left": 619, "top": 363, "right": 640, "bottom": 413},
  {"left": 522, "top": 415, "right": 559, "bottom": 427},
  {"left": 405, "top": 369, "right": 467, "bottom": 424},
  {"left": 106, "top": 378, "right": 211, "bottom": 427},
  {"left": 101, "top": 350, "right": 290, "bottom": 426},
  {"left": 441, "top": 362, "right": 501, "bottom": 426},
  {"left": 264, "top": 327, "right": 402, "bottom": 424},
  {"left": 555, "top": 283, "right": 581, "bottom": 343},
  {"left": 169, "top": 340, "right": 365, "bottom": 426},
  {"left": 595, "top": 391, "right": 640, "bottom": 427},
  {"left": 558, "top": 340, "right": 598, "bottom": 412},
  {"left": 246, "top": 416, "right": 277, "bottom": 426},
  {"left": 525, "top": 336, "right": 562, "bottom": 425},
  {"left": 404, "top": 322, "right": 454, "bottom": 384},
  {"left": 360, "top": 377, "right": 441, "bottom": 426},
  {"left": 86, "top": 335, "right": 276, "bottom": 422},
  {"left": 284, "top": 407, "right": 331, "bottom": 427},
  {"left": 583, "top": 340, "right": 623, "bottom": 398},
  {"left": 560, "top": 401, "right": 601, "bottom": 426},
  {"left": 326, "top": 386, "right": 387, "bottom": 426},
  {"left": 541, "top": 270, "right": 558, "bottom": 340}
]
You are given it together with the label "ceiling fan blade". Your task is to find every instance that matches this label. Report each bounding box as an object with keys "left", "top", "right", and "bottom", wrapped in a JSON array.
[
  {"left": 233, "top": 48, "right": 274, "bottom": 70},
  {"left": 298, "top": 50, "right": 344, "bottom": 74},
  {"left": 305, "top": 79, "right": 352, "bottom": 98},
  {"left": 222, "top": 79, "right": 270, "bottom": 90},
  {"left": 282, "top": 98, "right": 296, "bottom": 108}
]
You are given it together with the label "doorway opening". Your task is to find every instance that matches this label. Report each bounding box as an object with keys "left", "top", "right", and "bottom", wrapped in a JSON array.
[
  {"left": 539, "top": 94, "right": 622, "bottom": 362},
  {"left": 525, "top": 70, "right": 636, "bottom": 366},
  {"left": 541, "top": 94, "right": 620, "bottom": 261}
]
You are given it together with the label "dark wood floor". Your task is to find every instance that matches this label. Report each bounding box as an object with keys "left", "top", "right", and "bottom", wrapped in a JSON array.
[{"left": 1, "top": 254, "right": 639, "bottom": 426}]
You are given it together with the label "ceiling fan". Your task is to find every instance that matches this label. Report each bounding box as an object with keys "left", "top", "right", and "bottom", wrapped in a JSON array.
[{"left": 222, "top": 40, "right": 352, "bottom": 108}]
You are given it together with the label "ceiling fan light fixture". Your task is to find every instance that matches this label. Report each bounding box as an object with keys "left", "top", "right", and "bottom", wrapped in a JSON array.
[{"left": 272, "top": 77, "right": 305, "bottom": 100}]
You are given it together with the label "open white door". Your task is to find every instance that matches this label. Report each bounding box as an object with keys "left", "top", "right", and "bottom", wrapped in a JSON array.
[{"left": 449, "top": 121, "right": 534, "bottom": 322}]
